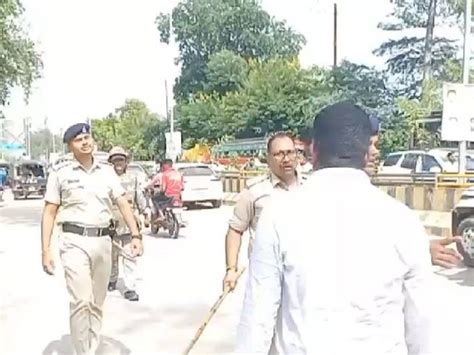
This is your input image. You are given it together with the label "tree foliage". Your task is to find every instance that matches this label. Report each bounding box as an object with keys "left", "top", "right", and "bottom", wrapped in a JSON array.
[
  {"left": 176, "top": 58, "right": 397, "bottom": 148},
  {"left": 155, "top": 0, "right": 305, "bottom": 99},
  {"left": 205, "top": 50, "right": 249, "bottom": 95},
  {"left": 91, "top": 99, "right": 167, "bottom": 160},
  {"left": 375, "top": 0, "right": 460, "bottom": 98},
  {"left": 0, "top": 0, "right": 42, "bottom": 107},
  {"left": 30, "top": 128, "right": 62, "bottom": 159}
]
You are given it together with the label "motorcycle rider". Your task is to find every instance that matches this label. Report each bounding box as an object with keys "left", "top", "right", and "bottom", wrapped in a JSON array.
[
  {"left": 107, "top": 146, "right": 147, "bottom": 301},
  {"left": 160, "top": 159, "right": 184, "bottom": 206}
]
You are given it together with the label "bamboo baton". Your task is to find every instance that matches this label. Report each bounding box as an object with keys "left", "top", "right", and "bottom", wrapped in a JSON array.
[
  {"left": 182, "top": 267, "right": 246, "bottom": 355},
  {"left": 112, "top": 240, "right": 137, "bottom": 263}
]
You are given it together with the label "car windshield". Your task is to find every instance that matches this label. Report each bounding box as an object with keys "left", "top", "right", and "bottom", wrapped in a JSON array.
[{"left": 178, "top": 166, "right": 213, "bottom": 176}]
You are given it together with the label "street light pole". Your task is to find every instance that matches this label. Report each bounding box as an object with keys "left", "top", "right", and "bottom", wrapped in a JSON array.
[
  {"left": 168, "top": 11, "right": 175, "bottom": 160},
  {"left": 459, "top": 0, "right": 472, "bottom": 173}
]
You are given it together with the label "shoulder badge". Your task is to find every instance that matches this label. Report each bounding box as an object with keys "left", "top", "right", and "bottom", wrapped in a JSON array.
[
  {"left": 246, "top": 174, "right": 270, "bottom": 189},
  {"left": 51, "top": 160, "right": 73, "bottom": 172}
]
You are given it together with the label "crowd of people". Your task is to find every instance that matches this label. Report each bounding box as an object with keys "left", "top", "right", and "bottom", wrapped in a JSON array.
[{"left": 40, "top": 100, "right": 464, "bottom": 355}]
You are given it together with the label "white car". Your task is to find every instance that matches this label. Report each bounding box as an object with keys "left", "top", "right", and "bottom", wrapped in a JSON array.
[
  {"left": 175, "top": 163, "right": 224, "bottom": 208},
  {"left": 378, "top": 149, "right": 459, "bottom": 175}
]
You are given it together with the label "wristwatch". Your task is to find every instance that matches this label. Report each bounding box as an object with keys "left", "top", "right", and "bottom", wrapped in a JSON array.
[
  {"left": 226, "top": 265, "right": 237, "bottom": 272},
  {"left": 131, "top": 234, "right": 142, "bottom": 240}
]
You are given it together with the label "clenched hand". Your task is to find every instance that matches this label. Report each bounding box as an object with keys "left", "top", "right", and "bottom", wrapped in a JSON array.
[{"left": 42, "top": 250, "right": 55, "bottom": 275}]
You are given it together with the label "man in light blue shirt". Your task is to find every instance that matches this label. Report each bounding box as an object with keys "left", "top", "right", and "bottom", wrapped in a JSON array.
[{"left": 236, "top": 101, "right": 436, "bottom": 355}]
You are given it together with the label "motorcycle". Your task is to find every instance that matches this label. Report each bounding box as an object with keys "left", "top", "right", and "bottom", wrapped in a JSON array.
[{"left": 149, "top": 191, "right": 180, "bottom": 239}]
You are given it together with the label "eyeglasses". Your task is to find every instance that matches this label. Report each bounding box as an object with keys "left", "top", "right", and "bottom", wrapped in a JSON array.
[{"left": 272, "top": 150, "right": 297, "bottom": 160}]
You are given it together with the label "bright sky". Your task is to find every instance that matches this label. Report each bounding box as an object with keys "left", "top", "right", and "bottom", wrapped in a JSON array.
[{"left": 1, "top": 0, "right": 416, "bottom": 135}]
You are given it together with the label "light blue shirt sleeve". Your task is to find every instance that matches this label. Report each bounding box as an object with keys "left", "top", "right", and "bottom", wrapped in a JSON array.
[{"left": 236, "top": 203, "right": 283, "bottom": 353}]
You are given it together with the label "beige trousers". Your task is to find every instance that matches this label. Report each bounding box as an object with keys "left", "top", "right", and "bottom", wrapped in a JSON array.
[
  {"left": 59, "top": 232, "right": 112, "bottom": 355},
  {"left": 110, "top": 234, "right": 137, "bottom": 290}
]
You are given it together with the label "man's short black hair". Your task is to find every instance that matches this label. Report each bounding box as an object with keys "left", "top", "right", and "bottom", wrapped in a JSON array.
[
  {"left": 312, "top": 100, "right": 372, "bottom": 170},
  {"left": 163, "top": 159, "right": 173, "bottom": 166},
  {"left": 266, "top": 131, "right": 295, "bottom": 152}
]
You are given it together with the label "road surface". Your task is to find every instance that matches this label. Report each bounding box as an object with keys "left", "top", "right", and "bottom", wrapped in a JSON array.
[
  {"left": 1, "top": 198, "right": 474, "bottom": 354},
  {"left": 0, "top": 198, "right": 249, "bottom": 354}
]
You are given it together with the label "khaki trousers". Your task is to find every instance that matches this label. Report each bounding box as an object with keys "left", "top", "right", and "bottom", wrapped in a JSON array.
[
  {"left": 59, "top": 232, "right": 112, "bottom": 355},
  {"left": 110, "top": 234, "right": 137, "bottom": 290}
]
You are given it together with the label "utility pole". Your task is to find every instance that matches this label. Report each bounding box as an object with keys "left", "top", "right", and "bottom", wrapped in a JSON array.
[
  {"left": 333, "top": 2, "right": 338, "bottom": 70},
  {"left": 168, "top": 11, "right": 175, "bottom": 160},
  {"left": 23, "top": 117, "right": 31, "bottom": 157},
  {"left": 459, "top": 0, "right": 472, "bottom": 173}
]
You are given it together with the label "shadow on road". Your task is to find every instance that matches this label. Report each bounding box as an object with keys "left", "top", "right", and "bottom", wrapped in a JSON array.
[
  {"left": 443, "top": 268, "right": 474, "bottom": 287},
  {"left": 145, "top": 229, "right": 186, "bottom": 240},
  {"left": 185, "top": 203, "right": 215, "bottom": 211},
  {"left": 42, "top": 334, "right": 131, "bottom": 355},
  {"left": 110, "top": 303, "right": 235, "bottom": 353}
]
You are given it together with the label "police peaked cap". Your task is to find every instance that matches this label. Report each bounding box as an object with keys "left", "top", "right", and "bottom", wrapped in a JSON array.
[
  {"left": 368, "top": 114, "right": 380, "bottom": 135},
  {"left": 63, "top": 123, "right": 90, "bottom": 143}
]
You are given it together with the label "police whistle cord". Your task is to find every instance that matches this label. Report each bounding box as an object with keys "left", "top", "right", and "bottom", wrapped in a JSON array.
[
  {"left": 112, "top": 240, "right": 137, "bottom": 263},
  {"left": 182, "top": 267, "right": 247, "bottom": 355}
]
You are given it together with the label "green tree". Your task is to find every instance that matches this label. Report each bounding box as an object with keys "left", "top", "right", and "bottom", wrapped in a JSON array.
[
  {"left": 30, "top": 128, "right": 62, "bottom": 159},
  {"left": 205, "top": 50, "right": 249, "bottom": 95},
  {"left": 0, "top": 0, "right": 42, "bottom": 107},
  {"left": 177, "top": 58, "right": 339, "bottom": 146},
  {"left": 155, "top": 0, "right": 305, "bottom": 99},
  {"left": 375, "top": 0, "right": 459, "bottom": 98},
  {"left": 91, "top": 99, "right": 165, "bottom": 160},
  {"left": 333, "top": 61, "right": 395, "bottom": 110}
]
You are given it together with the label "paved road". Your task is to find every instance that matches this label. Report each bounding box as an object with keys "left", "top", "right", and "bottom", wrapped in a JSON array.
[
  {"left": 0, "top": 199, "right": 249, "bottom": 354},
  {"left": 2, "top": 199, "right": 474, "bottom": 354}
]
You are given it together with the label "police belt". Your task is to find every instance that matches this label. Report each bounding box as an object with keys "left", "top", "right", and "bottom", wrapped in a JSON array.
[{"left": 62, "top": 222, "right": 111, "bottom": 237}]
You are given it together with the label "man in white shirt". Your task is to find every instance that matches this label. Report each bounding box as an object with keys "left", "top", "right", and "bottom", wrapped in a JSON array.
[{"left": 236, "top": 101, "right": 435, "bottom": 355}]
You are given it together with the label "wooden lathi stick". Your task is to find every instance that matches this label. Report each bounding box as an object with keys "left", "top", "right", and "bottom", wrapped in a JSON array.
[
  {"left": 182, "top": 267, "right": 246, "bottom": 355},
  {"left": 112, "top": 240, "right": 137, "bottom": 263}
]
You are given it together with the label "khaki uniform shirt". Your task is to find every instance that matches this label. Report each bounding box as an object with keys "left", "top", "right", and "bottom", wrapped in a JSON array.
[
  {"left": 229, "top": 172, "right": 306, "bottom": 252},
  {"left": 44, "top": 159, "right": 126, "bottom": 228},
  {"left": 112, "top": 171, "right": 147, "bottom": 235}
]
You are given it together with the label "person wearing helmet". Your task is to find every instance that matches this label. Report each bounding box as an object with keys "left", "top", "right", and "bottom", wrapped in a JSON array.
[{"left": 107, "top": 146, "right": 147, "bottom": 301}]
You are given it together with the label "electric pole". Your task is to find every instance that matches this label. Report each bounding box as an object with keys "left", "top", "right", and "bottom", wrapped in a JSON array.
[
  {"left": 168, "top": 11, "right": 175, "bottom": 160},
  {"left": 23, "top": 117, "right": 31, "bottom": 157},
  {"left": 333, "top": 2, "right": 338, "bottom": 70},
  {"left": 459, "top": 0, "right": 472, "bottom": 173}
]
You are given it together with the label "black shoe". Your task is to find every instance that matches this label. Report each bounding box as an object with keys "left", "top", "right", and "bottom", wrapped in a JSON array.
[
  {"left": 108, "top": 281, "right": 117, "bottom": 292},
  {"left": 124, "top": 290, "right": 139, "bottom": 301}
]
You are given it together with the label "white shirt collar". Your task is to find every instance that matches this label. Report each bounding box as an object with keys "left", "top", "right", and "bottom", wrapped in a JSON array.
[{"left": 309, "top": 167, "right": 370, "bottom": 183}]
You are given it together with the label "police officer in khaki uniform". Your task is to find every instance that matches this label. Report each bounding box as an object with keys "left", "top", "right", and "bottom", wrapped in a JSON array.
[
  {"left": 41, "top": 123, "right": 143, "bottom": 355},
  {"left": 223, "top": 132, "right": 305, "bottom": 291},
  {"left": 107, "top": 146, "right": 147, "bottom": 301}
]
